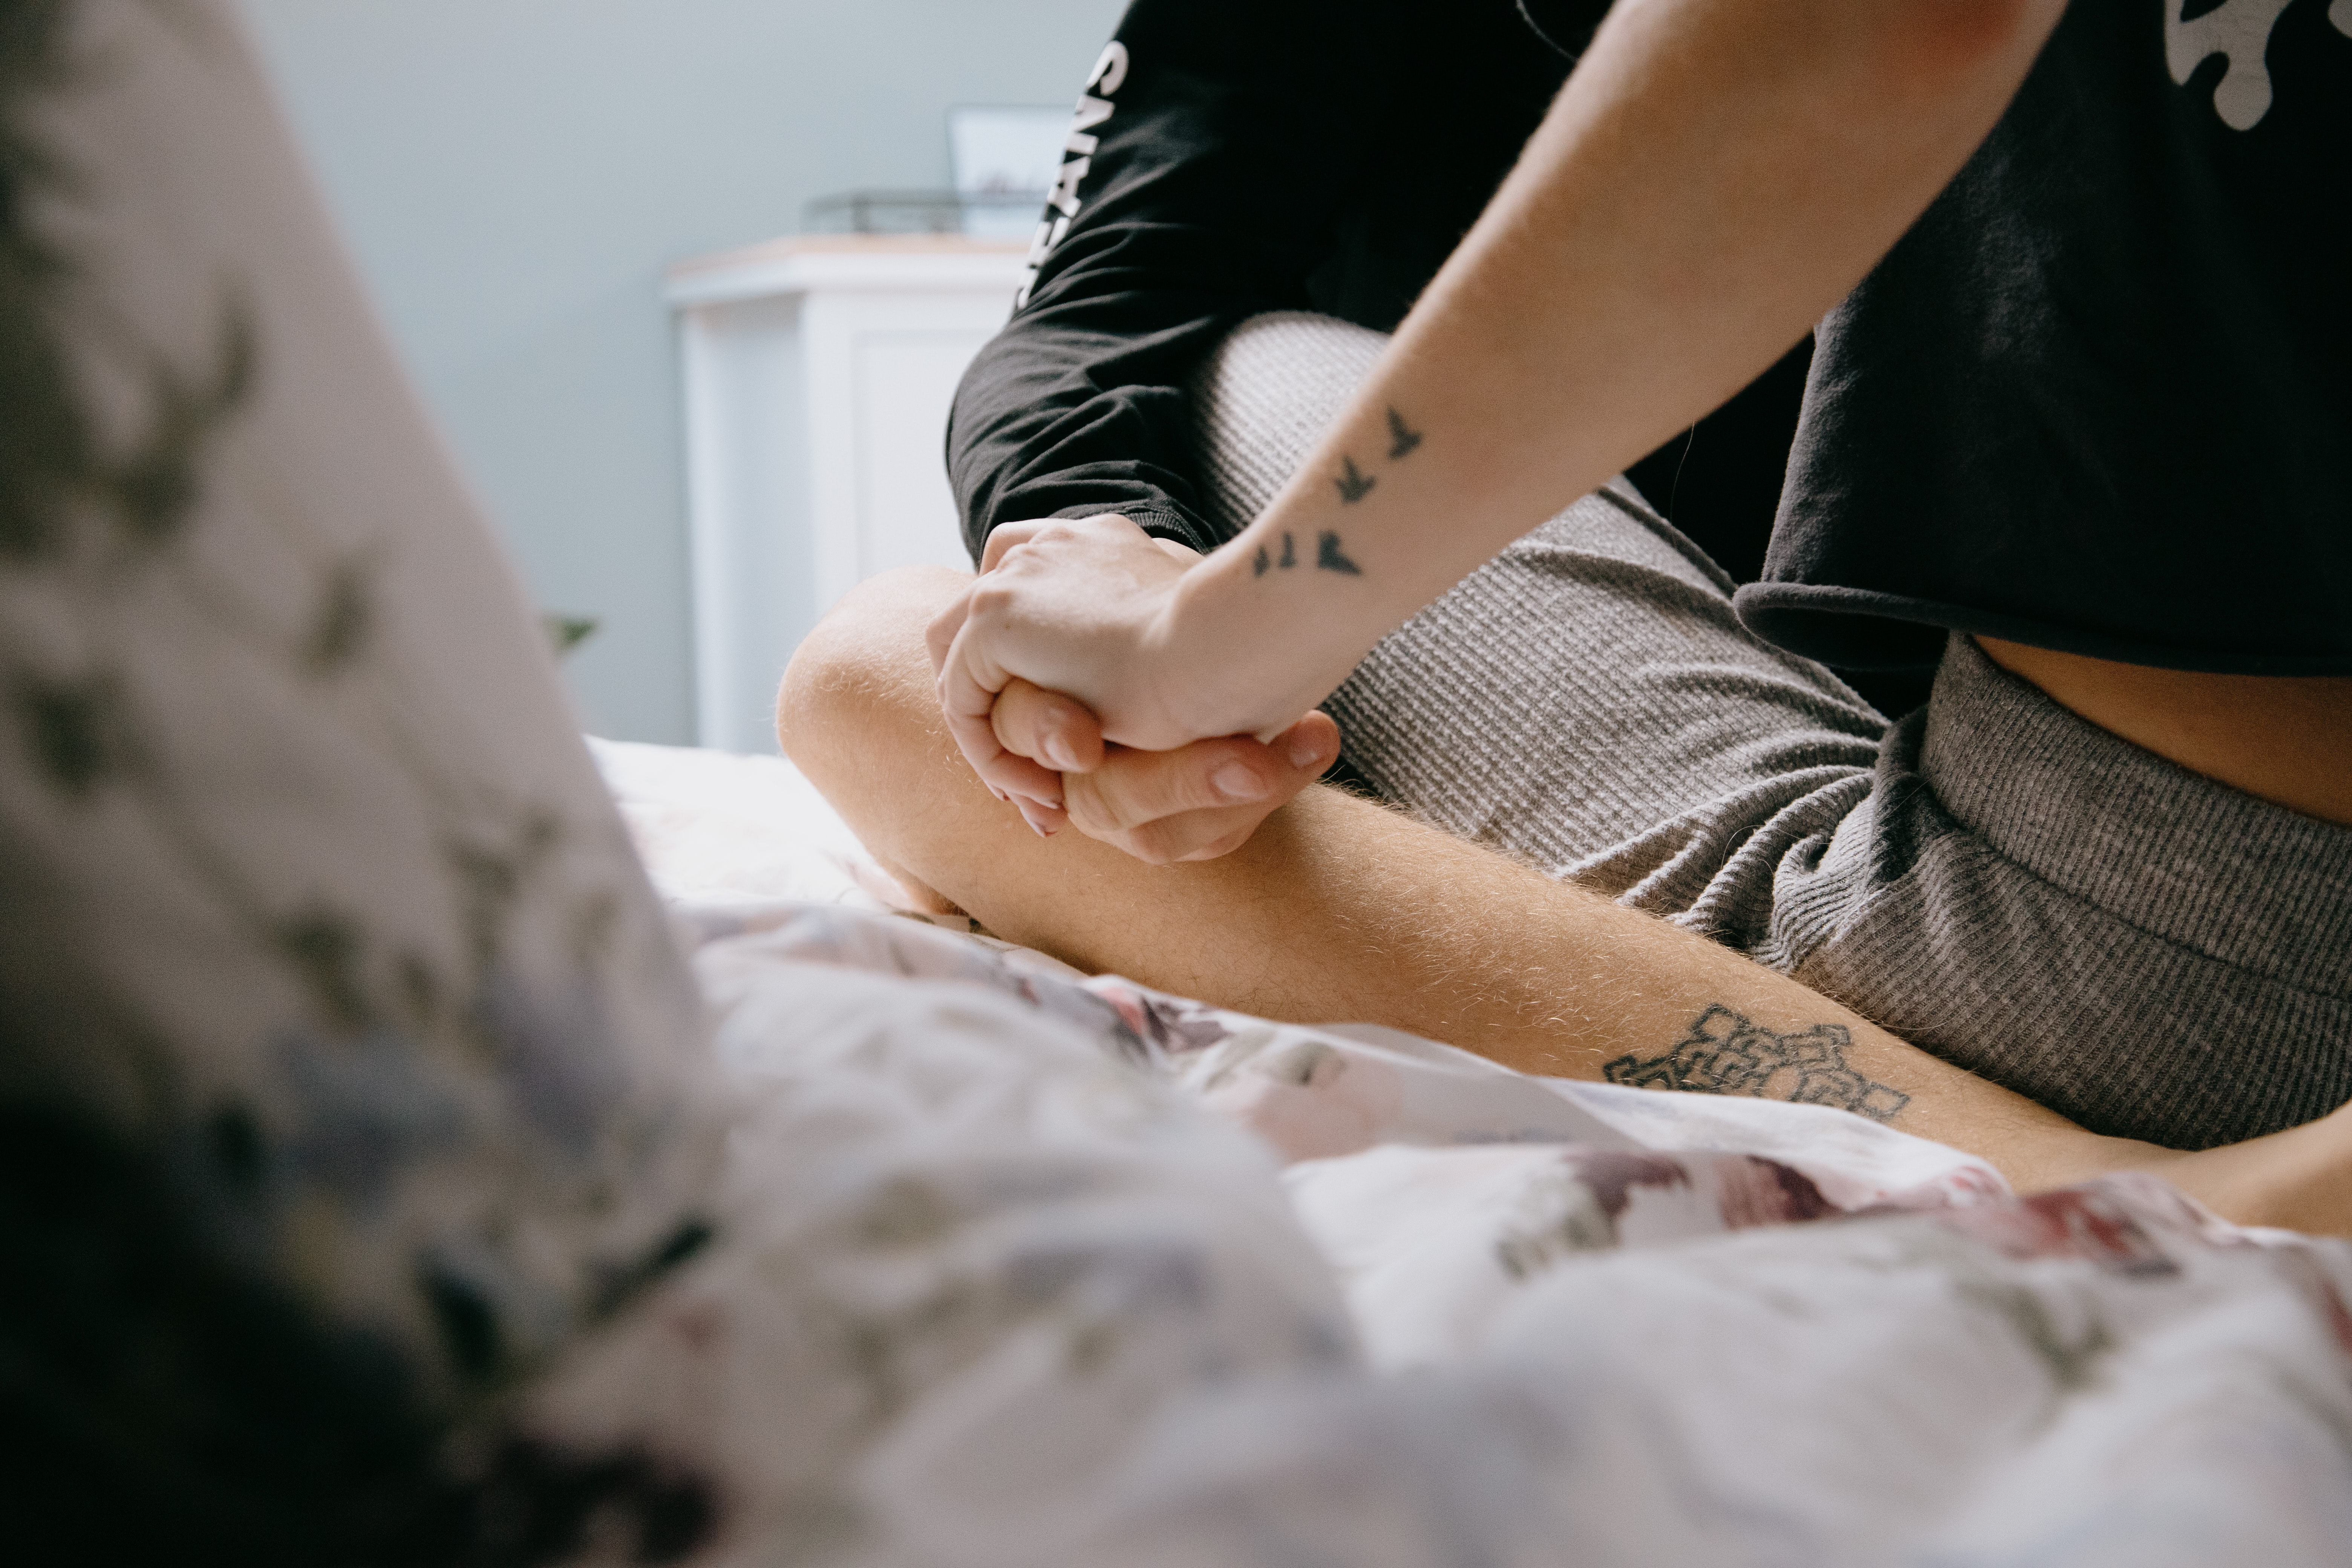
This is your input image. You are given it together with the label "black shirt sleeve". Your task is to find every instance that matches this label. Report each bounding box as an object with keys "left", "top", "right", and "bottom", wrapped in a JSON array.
[{"left": 946, "top": 0, "right": 1365, "bottom": 560}]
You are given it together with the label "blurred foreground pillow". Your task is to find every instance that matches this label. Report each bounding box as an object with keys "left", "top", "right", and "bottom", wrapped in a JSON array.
[{"left": 0, "top": 2, "right": 722, "bottom": 1556}]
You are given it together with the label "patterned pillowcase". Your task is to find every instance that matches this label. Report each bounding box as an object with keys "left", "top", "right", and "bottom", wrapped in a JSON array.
[{"left": 0, "top": 2, "right": 723, "bottom": 1553}]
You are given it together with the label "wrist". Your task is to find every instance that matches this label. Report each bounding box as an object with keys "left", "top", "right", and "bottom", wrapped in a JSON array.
[
  {"left": 1165, "top": 535, "right": 1364, "bottom": 740},
  {"left": 2140, "top": 1106, "right": 2352, "bottom": 1235},
  {"left": 1157, "top": 542, "right": 1265, "bottom": 735},
  {"left": 1974, "top": 1122, "right": 2166, "bottom": 1199}
]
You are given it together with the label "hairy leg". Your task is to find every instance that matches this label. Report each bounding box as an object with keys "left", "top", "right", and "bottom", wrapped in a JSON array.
[
  {"left": 776, "top": 565, "right": 2199, "bottom": 1199},
  {"left": 786, "top": 569, "right": 1769, "bottom": 1077}
]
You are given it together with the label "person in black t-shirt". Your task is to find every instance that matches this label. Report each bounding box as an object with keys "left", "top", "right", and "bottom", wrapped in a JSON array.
[
  {"left": 781, "top": 0, "right": 2352, "bottom": 1231},
  {"left": 948, "top": 1, "right": 1811, "bottom": 622}
]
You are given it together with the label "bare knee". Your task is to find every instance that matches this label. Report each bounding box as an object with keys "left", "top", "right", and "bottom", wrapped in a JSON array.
[
  {"left": 774, "top": 565, "right": 987, "bottom": 905},
  {"left": 776, "top": 565, "right": 968, "bottom": 776}
]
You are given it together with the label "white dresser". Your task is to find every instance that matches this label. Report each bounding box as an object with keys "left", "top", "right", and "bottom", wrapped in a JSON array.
[{"left": 667, "top": 236, "right": 1027, "bottom": 753}]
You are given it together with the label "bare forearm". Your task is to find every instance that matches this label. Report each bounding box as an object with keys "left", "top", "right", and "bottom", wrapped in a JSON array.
[{"left": 1174, "top": 0, "right": 2066, "bottom": 737}]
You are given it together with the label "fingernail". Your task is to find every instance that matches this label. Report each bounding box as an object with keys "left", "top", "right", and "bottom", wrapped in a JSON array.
[
  {"left": 1043, "top": 735, "right": 1080, "bottom": 772},
  {"left": 1212, "top": 761, "right": 1268, "bottom": 802},
  {"left": 1287, "top": 732, "right": 1332, "bottom": 771}
]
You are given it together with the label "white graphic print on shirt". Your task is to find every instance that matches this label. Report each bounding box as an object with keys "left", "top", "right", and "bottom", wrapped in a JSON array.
[
  {"left": 1017, "top": 41, "right": 1128, "bottom": 309},
  {"left": 2167, "top": 0, "right": 2352, "bottom": 130}
]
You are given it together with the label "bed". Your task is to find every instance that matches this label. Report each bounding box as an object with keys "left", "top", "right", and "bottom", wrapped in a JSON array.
[
  {"left": 15, "top": 5, "right": 2347, "bottom": 1553},
  {"left": 588, "top": 736, "right": 2352, "bottom": 1565}
]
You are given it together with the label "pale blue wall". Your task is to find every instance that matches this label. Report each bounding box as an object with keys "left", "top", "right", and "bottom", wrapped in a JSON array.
[{"left": 234, "top": 0, "right": 1125, "bottom": 742}]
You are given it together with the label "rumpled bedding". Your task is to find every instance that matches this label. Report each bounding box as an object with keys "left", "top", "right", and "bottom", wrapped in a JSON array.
[{"left": 590, "top": 738, "right": 2352, "bottom": 1565}]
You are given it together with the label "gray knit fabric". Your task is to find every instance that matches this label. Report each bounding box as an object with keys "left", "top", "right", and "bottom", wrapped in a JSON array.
[{"left": 1187, "top": 312, "right": 2352, "bottom": 1148}]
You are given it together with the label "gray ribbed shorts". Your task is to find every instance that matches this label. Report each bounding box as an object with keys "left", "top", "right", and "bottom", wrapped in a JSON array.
[{"left": 1187, "top": 313, "right": 2352, "bottom": 1150}]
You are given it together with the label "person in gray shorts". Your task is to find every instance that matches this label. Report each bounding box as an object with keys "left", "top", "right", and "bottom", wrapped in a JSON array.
[
  {"left": 1192, "top": 313, "right": 2351, "bottom": 1156},
  {"left": 782, "top": 1, "right": 2352, "bottom": 1228}
]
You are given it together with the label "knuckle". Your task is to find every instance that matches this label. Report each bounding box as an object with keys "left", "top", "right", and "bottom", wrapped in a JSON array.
[
  {"left": 1006, "top": 525, "right": 1072, "bottom": 562},
  {"left": 1119, "top": 830, "right": 1179, "bottom": 867},
  {"left": 1073, "top": 772, "right": 1141, "bottom": 832},
  {"left": 1062, "top": 780, "right": 1119, "bottom": 837},
  {"left": 1181, "top": 763, "right": 1243, "bottom": 815},
  {"left": 990, "top": 694, "right": 1032, "bottom": 749},
  {"left": 1180, "top": 833, "right": 1246, "bottom": 863},
  {"left": 1130, "top": 751, "right": 1209, "bottom": 817},
  {"left": 1096, "top": 795, "right": 1150, "bottom": 835},
  {"left": 1124, "top": 814, "right": 1213, "bottom": 865}
]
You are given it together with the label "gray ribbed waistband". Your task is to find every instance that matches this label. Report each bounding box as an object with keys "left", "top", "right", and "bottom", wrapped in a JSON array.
[{"left": 1919, "top": 634, "right": 2352, "bottom": 997}]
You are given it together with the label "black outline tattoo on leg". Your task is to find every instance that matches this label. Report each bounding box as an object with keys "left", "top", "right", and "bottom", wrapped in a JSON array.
[
  {"left": 1602, "top": 1004, "right": 1911, "bottom": 1123},
  {"left": 1386, "top": 407, "right": 1424, "bottom": 460},
  {"left": 1315, "top": 531, "right": 1360, "bottom": 574},
  {"left": 1278, "top": 531, "right": 1297, "bottom": 569},
  {"left": 1253, "top": 543, "right": 1270, "bottom": 576},
  {"left": 1333, "top": 455, "right": 1377, "bottom": 504}
]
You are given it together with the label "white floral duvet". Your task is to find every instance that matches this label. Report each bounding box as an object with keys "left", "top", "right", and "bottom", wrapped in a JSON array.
[
  {"left": 35, "top": 1, "right": 2340, "bottom": 1548},
  {"left": 586, "top": 739, "right": 2352, "bottom": 1566}
]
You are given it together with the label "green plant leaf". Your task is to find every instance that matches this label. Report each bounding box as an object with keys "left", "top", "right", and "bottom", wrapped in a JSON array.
[{"left": 542, "top": 613, "right": 599, "bottom": 657}]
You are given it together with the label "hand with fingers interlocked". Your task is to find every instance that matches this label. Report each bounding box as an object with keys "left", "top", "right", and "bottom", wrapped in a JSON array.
[{"left": 926, "top": 515, "right": 1341, "bottom": 864}]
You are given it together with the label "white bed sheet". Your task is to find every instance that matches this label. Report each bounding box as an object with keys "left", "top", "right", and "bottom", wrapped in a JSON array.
[{"left": 584, "top": 737, "right": 2352, "bottom": 1565}]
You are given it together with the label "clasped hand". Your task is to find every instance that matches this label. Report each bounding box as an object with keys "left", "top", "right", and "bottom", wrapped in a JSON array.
[{"left": 926, "top": 514, "right": 1338, "bottom": 862}]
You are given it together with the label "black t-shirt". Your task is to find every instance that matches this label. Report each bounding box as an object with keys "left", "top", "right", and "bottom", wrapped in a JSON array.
[
  {"left": 951, "top": 0, "right": 2352, "bottom": 677},
  {"left": 1740, "top": 1, "right": 2352, "bottom": 675},
  {"left": 950, "top": 0, "right": 1586, "bottom": 557},
  {"left": 948, "top": 0, "right": 1802, "bottom": 570}
]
